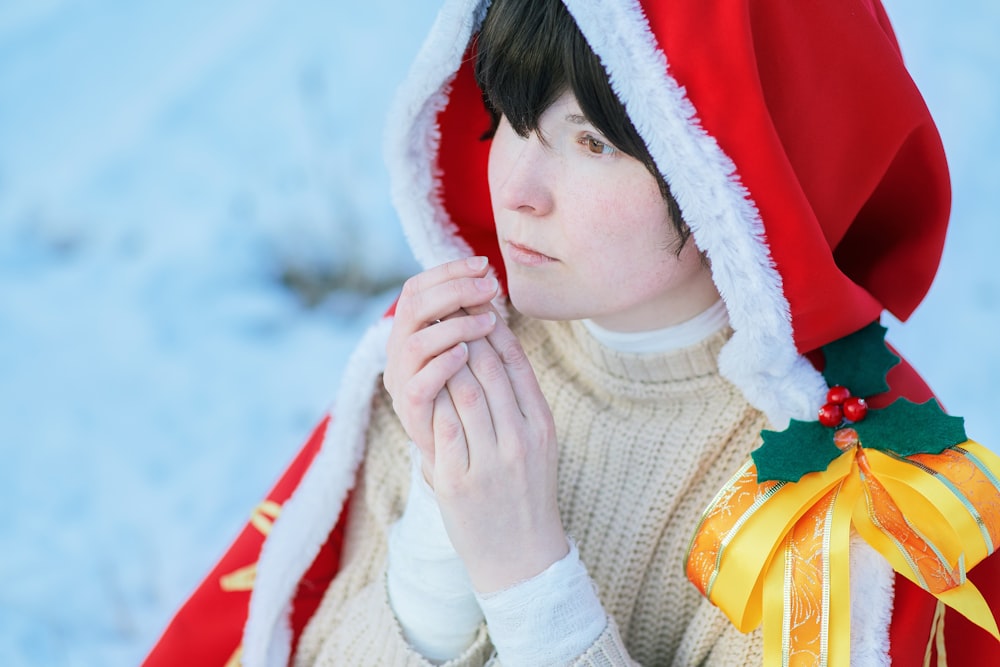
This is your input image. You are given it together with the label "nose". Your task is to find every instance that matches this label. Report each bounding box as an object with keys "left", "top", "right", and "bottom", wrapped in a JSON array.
[{"left": 488, "top": 125, "right": 555, "bottom": 216}]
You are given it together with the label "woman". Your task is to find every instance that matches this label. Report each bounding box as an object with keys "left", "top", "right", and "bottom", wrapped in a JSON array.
[{"left": 144, "top": 0, "right": 1000, "bottom": 665}]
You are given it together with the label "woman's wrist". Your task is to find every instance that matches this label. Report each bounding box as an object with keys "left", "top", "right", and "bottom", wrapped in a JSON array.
[
  {"left": 386, "top": 444, "right": 484, "bottom": 661},
  {"left": 476, "top": 541, "right": 607, "bottom": 666},
  {"left": 465, "top": 525, "right": 570, "bottom": 594}
]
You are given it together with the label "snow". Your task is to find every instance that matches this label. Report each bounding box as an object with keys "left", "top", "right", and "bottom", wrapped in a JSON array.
[
  {"left": 0, "top": 1, "right": 997, "bottom": 665},
  {"left": 0, "top": 1, "right": 432, "bottom": 664}
]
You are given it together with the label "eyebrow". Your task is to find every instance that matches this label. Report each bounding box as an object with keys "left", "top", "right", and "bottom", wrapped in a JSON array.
[{"left": 565, "top": 113, "right": 590, "bottom": 125}]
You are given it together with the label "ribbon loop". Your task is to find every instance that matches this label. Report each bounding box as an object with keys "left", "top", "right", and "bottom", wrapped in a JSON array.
[{"left": 686, "top": 440, "right": 1000, "bottom": 664}]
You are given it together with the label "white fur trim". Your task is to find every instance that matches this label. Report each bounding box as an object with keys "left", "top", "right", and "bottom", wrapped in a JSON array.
[
  {"left": 383, "top": 0, "right": 488, "bottom": 271},
  {"left": 241, "top": 317, "right": 393, "bottom": 667},
  {"left": 370, "top": 0, "right": 887, "bottom": 661},
  {"left": 849, "top": 534, "right": 895, "bottom": 666},
  {"left": 384, "top": 0, "right": 828, "bottom": 427},
  {"left": 560, "top": 0, "right": 827, "bottom": 428}
]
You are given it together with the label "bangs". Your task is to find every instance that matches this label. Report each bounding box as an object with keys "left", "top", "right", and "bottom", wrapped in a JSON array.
[
  {"left": 474, "top": 0, "right": 632, "bottom": 149},
  {"left": 474, "top": 0, "right": 570, "bottom": 137},
  {"left": 473, "top": 0, "right": 688, "bottom": 245}
]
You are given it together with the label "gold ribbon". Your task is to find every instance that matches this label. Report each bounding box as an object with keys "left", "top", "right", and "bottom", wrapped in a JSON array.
[{"left": 686, "top": 440, "right": 1000, "bottom": 665}]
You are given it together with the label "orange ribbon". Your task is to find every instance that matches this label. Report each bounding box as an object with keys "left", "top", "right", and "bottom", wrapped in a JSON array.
[{"left": 686, "top": 440, "right": 1000, "bottom": 665}]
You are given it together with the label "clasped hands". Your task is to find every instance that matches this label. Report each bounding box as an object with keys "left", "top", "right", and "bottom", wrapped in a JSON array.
[{"left": 383, "top": 256, "right": 569, "bottom": 593}]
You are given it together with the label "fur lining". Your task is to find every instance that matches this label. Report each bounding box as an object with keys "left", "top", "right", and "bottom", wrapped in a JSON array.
[
  {"left": 242, "top": 318, "right": 393, "bottom": 667},
  {"left": 849, "top": 534, "right": 895, "bottom": 666},
  {"left": 383, "top": 0, "right": 488, "bottom": 271},
  {"left": 385, "top": 0, "right": 828, "bottom": 430},
  {"left": 244, "top": 0, "right": 895, "bottom": 663},
  {"left": 560, "top": 0, "right": 827, "bottom": 428}
]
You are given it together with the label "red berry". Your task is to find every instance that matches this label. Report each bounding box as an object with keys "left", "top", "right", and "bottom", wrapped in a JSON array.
[
  {"left": 818, "top": 403, "right": 843, "bottom": 427},
  {"left": 826, "top": 385, "right": 852, "bottom": 405},
  {"left": 843, "top": 396, "right": 868, "bottom": 422}
]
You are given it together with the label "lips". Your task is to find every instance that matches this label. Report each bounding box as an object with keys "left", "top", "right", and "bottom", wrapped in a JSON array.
[{"left": 505, "top": 240, "right": 557, "bottom": 266}]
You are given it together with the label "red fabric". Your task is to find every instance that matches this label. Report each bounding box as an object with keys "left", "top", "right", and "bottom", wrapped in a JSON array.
[
  {"left": 811, "top": 339, "right": 1000, "bottom": 663},
  {"left": 859, "top": 350, "right": 1000, "bottom": 663},
  {"left": 142, "top": 1, "right": 975, "bottom": 662},
  {"left": 808, "top": 342, "right": 935, "bottom": 408},
  {"left": 830, "top": 348, "right": 1000, "bottom": 662},
  {"left": 639, "top": 0, "right": 950, "bottom": 353},
  {"left": 141, "top": 416, "right": 347, "bottom": 667},
  {"left": 432, "top": 4, "right": 978, "bottom": 661},
  {"left": 438, "top": 47, "right": 507, "bottom": 290},
  {"left": 889, "top": 551, "right": 1000, "bottom": 665},
  {"left": 941, "top": 549, "right": 1000, "bottom": 663},
  {"left": 436, "top": 0, "right": 950, "bottom": 355},
  {"left": 888, "top": 572, "right": 939, "bottom": 666}
]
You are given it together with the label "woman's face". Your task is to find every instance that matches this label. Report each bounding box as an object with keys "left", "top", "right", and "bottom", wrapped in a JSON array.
[{"left": 488, "top": 90, "right": 719, "bottom": 332}]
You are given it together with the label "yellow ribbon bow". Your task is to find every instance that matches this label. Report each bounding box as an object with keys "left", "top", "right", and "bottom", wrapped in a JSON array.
[{"left": 686, "top": 437, "right": 1000, "bottom": 666}]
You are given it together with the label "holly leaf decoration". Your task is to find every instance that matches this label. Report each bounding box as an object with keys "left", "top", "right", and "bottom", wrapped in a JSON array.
[
  {"left": 754, "top": 420, "right": 845, "bottom": 483},
  {"left": 821, "top": 321, "right": 900, "bottom": 398},
  {"left": 854, "top": 398, "right": 967, "bottom": 456},
  {"left": 752, "top": 320, "right": 971, "bottom": 483}
]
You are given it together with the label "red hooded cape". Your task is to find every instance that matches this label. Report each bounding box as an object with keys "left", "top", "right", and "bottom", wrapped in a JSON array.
[{"left": 144, "top": 0, "right": 1000, "bottom": 664}]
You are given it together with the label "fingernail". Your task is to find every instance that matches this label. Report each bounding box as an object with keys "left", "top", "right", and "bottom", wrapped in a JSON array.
[
  {"left": 475, "top": 276, "right": 498, "bottom": 293},
  {"left": 476, "top": 312, "right": 496, "bottom": 326},
  {"left": 455, "top": 341, "right": 468, "bottom": 356},
  {"left": 467, "top": 256, "right": 488, "bottom": 271}
]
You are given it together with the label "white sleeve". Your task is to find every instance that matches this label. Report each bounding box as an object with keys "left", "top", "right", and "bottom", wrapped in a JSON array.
[
  {"left": 476, "top": 542, "right": 608, "bottom": 667},
  {"left": 386, "top": 445, "right": 484, "bottom": 663}
]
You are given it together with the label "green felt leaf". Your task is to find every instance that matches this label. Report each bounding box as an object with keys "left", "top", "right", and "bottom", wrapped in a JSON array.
[
  {"left": 754, "top": 419, "right": 843, "bottom": 483},
  {"left": 854, "top": 398, "right": 967, "bottom": 457},
  {"left": 822, "top": 321, "right": 900, "bottom": 398},
  {"left": 751, "top": 322, "right": 970, "bottom": 486}
]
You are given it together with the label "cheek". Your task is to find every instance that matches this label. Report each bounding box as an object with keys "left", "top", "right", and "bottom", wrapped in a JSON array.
[
  {"left": 486, "top": 141, "right": 503, "bottom": 201},
  {"left": 486, "top": 122, "right": 519, "bottom": 204},
  {"left": 590, "top": 179, "right": 674, "bottom": 251},
  {"left": 591, "top": 198, "right": 686, "bottom": 287}
]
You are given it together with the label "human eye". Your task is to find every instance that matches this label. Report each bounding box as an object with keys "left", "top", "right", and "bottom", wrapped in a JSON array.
[{"left": 580, "top": 134, "right": 617, "bottom": 156}]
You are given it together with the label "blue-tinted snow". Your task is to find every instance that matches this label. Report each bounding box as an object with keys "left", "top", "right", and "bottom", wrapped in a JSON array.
[{"left": 0, "top": 1, "right": 997, "bottom": 665}]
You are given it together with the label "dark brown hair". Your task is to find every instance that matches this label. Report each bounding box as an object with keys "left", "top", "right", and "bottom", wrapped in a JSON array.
[{"left": 474, "top": 0, "right": 688, "bottom": 247}]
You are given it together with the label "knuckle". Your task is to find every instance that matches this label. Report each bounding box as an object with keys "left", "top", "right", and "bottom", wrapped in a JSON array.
[
  {"left": 404, "top": 389, "right": 426, "bottom": 417},
  {"left": 497, "top": 339, "right": 528, "bottom": 367},
  {"left": 464, "top": 315, "right": 488, "bottom": 336},
  {"left": 435, "top": 416, "right": 465, "bottom": 444},
  {"left": 400, "top": 274, "right": 421, "bottom": 298},
  {"left": 401, "top": 334, "right": 424, "bottom": 360},
  {"left": 396, "top": 289, "right": 424, "bottom": 322},
  {"left": 449, "top": 277, "right": 467, "bottom": 301},
  {"left": 392, "top": 298, "right": 414, "bottom": 326},
  {"left": 451, "top": 382, "right": 483, "bottom": 409},
  {"left": 471, "top": 353, "right": 506, "bottom": 383},
  {"left": 444, "top": 258, "right": 463, "bottom": 278},
  {"left": 402, "top": 380, "right": 432, "bottom": 409}
]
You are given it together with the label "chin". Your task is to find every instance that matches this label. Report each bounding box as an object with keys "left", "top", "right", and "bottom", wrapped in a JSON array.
[{"left": 507, "top": 288, "right": 581, "bottom": 322}]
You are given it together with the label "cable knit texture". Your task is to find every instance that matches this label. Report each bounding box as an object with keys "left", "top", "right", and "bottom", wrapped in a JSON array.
[{"left": 295, "top": 311, "right": 767, "bottom": 666}]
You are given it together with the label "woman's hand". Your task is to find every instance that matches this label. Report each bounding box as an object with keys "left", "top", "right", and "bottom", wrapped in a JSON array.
[
  {"left": 383, "top": 257, "right": 500, "bottom": 477},
  {"left": 383, "top": 256, "right": 567, "bottom": 592},
  {"left": 431, "top": 313, "right": 569, "bottom": 594}
]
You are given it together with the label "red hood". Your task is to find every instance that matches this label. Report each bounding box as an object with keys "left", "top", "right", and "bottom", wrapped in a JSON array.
[{"left": 384, "top": 0, "right": 950, "bottom": 427}]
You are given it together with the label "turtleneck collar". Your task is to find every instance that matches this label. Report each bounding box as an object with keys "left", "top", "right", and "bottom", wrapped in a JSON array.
[
  {"left": 509, "top": 309, "right": 733, "bottom": 396},
  {"left": 581, "top": 300, "right": 729, "bottom": 354}
]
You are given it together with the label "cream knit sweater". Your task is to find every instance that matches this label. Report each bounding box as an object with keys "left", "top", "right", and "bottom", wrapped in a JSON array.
[{"left": 295, "top": 313, "right": 767, "bottom": 666}]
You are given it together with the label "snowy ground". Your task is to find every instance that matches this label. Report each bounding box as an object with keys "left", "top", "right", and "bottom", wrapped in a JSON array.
[{"left": 1, "top": 1, "right": 997, "bottom": 665}]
